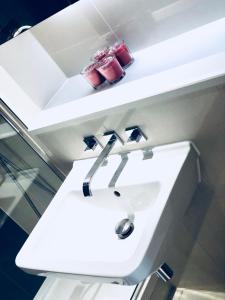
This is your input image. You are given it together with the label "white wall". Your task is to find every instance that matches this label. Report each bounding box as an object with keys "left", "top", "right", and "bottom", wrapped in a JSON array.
[
  {"left": 0, "top": 66, "right": 39, "bottom": 125},
  {"left": 0, "top": 31, "right": 66, "bottom": 115},
  {"left": 1, "top": 0, "right": 225, "bottom": 124},
  {"left": 31, "top": 0, "right": 115, "bottom": 78},
  {"left": 31, "top": 0, "right": 225, "bottom": 77}
]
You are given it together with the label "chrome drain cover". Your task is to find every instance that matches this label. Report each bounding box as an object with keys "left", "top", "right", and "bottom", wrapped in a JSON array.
[{"left": 115, "top": 218, "right": 134, "bottom": 239}]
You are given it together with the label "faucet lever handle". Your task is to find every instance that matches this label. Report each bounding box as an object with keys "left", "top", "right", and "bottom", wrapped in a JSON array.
[
  {"left": 108, "top": 152, "right": 129, "bottom": 188},
  {"left": 83, "top": 135, "right": 103, "bottom": 151},
  {"left": 125, "top": 126, "right": 147, "bottom": 143},
  {"left": 103, "top": 130, "right": 124, "bottom": 146}
]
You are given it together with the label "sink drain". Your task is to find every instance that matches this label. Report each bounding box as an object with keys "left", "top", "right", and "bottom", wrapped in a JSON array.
[
  {"left": 115, "top": 218, "right": 134, "bottom": 239},
  {"left": 114, "top": 191, "right": 121, "bottom": 197}
]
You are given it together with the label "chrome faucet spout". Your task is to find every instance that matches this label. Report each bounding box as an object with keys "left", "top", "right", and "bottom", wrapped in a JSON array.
[{"left": 83, "top": 132, "right": 122, "bottom": 197}]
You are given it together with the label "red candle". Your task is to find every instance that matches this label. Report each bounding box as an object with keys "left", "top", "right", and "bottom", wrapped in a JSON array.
[
  {"left": 93, "top": 47, "right": 110, "bottom": 62},
  {"left": 110, "top": 41, "right": 133, "bottom": 68},
  {"left": 97, "top": 56, "right": 125, "bottom": 84},
  {"left": 81, "top": 62, "right": 106, "bottom": 89}
]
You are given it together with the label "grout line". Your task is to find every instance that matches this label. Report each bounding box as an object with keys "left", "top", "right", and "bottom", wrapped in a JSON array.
[
  {"left": 88, "top": 0, "right": 119, "bottom": 40},
  {"left": 174, "top": 288, "right": 184, "bottom": 300}
]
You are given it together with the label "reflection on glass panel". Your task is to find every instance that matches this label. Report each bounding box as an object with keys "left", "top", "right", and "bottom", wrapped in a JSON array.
[
  {"left": 0, "top": 113, "right": 63, "bottom": 233},
  {"left": 0, "top": 112, "right": 63, "bottom": 299}
]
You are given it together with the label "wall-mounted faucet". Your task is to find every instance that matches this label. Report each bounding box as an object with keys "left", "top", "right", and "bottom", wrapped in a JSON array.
[
  {"left": 83, "top": 131, "right": 123, "bottom": 197},
  {"left": 108, "top": 152, "right": 129, "bottom": 189},
  {"left": 82, "top": 126, "right": 147, "bottom": 197}
]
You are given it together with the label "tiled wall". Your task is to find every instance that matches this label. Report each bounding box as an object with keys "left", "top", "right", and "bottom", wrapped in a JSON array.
[
  {"left": 31, "top": 0, "right": 225, "bottom": 77},
  {"left": 31, "top": 0, "right": 115, "bottom": 77},
  {"left": 174, "top": 289, "right": 225, "bottom": 300}
]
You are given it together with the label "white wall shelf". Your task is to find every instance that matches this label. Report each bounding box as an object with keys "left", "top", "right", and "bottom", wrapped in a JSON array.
[
  {"left": 1, "top": 17, "right": 225, "bottom": 173},
  {"left": 27, "top": 18, "right": 225, "bottom": 134}
]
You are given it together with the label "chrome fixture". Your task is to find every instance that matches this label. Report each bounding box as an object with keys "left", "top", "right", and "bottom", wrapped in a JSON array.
[
  {"left": 83, "top": 135, "right": 103, "bottom": 151},
  {"left": 115, "top": 218, "right": 134, "bottom": 239},
  {"left": 125, "top": 126, "right": 147, "bottom": 143},
  {"left": 82, "top": 126, "right": 148, "bottom": 197},
  {"left": 83, "top": 131, "right": 123, "bottom": 197},
  {"left": 143, "top": 148, "right": 153, "bottom": 160},
  {"left": 13, "top": 25, "right": 31, "bottom": 38},
  {"left": 155, "top": 263, "right": 173, "bottom": 282},
  {"left": 108, "top": 152, "right": 129, "bottom": 188}
]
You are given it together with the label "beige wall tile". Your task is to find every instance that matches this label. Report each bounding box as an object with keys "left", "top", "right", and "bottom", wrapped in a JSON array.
[
  {"left": 174, "top": 289, "right": 225, "bottom": 299},
  {"left": 179, "top": 243, "right": 225, "bottom": 292}
]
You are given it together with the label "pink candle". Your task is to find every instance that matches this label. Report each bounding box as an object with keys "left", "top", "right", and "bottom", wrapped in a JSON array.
[
  {"left": 110, "top": 41, "right": 133, "bottom": 68},
  {"left": 93, "top": 47, "right": 110, "bottom": 62},
  {"left": 81, "top": 62, "right": 105, "bottom": 89},
  {"left": 97, "top": 56, "right": 125, "bottom": 84}
]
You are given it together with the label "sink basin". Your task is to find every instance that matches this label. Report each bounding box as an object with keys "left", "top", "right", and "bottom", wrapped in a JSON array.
[{"left": 16, "top": 141, "right": 200, "bottom": 285}]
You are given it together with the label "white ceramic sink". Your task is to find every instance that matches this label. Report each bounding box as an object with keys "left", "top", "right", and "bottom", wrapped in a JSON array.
[{"left": 16, "top": 142, "right": 200, "bottom": 285}]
